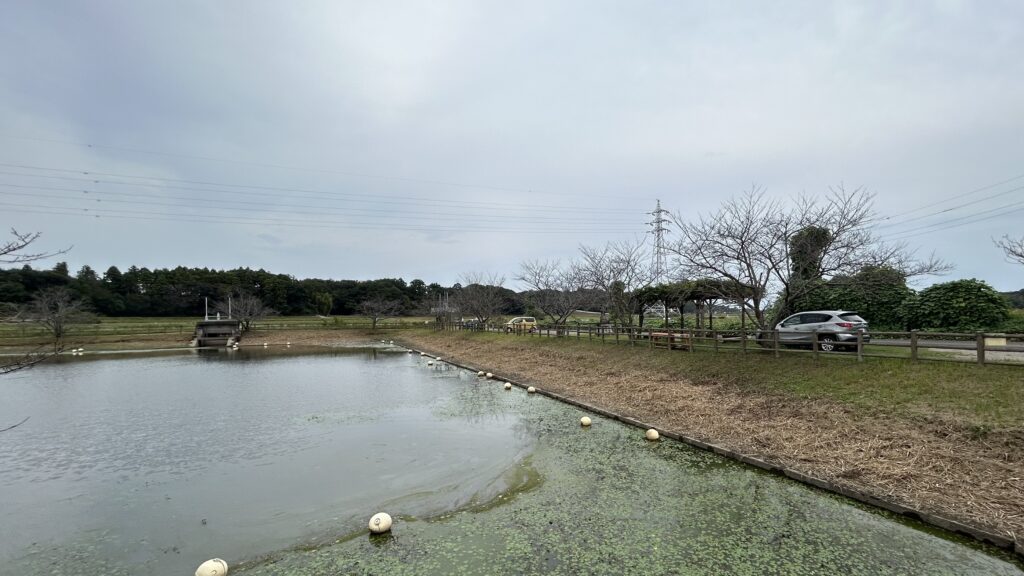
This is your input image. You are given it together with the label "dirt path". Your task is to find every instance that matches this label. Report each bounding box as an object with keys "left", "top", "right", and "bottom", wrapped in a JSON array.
[{"left": 398, "top": 331, "right": 1024, "bottom": 551}]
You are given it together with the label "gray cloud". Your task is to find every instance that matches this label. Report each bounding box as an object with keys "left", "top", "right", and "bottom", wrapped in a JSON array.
[{"left": 1, "top": 0, "right": 1022, "bottom": 289}]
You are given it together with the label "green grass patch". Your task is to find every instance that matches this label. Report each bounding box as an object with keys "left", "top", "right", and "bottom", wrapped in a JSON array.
[{"left": 441, "top": 331, "right": 1024, "bottom": 431}]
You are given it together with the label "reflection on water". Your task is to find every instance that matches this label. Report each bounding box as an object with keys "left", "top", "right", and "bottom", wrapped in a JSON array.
[{"left": 0, "top": 348, "right": 533, "bottom": 575}]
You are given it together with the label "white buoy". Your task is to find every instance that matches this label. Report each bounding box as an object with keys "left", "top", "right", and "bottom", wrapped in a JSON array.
[
  {"left": 420, "top": 352, "right": 427, "bottom": 356},
  {"left": 263, "top": 342, "right": 268, "bottom": 347},
  {"left": 195, "top": 558, "right": 228, "bottom": 576},
  {"left": 369, "top": 512, "right": 393, "bottom": 534},
  {"left": 286, "top": 341, "right": 291, "bottom": 346},
  {"left": 645, "top": 428, "right": 660, "bottom": 441},
  {"left": 527, "top": 386, "right": 536, "bottom": 393},
  {"left": 427, "top": 361, "right": 434, "bottom": 366},
  {"left": 408, "top": 350, "right": 414, "bottom": 354},
  {"left": 389, "top": 340, "right": 394, "bottom": 344},
  {"left": 580, "top": 416, "right": 592, "bottom": 427},
  {"left": 504, "top": 382, "right": 512, "bottom": 390},
  {"left": 486, "top": 372, "right": 494, "bottom": 379},
  {"left": 477, "top": 371, "right": 485, "bottom": 377}
]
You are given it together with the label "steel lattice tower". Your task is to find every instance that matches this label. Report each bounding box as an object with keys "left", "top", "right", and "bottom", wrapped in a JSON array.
[{"left": 647, "top": 199, "right": 670, "bottom": 281}]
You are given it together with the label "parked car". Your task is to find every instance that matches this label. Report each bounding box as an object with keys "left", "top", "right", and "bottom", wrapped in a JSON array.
[
  {"left": 505, "top": 316, "right": 538, "bottom": 333},
  {"left": 775, "top": 310, "right": 869, "bottom": 352}
]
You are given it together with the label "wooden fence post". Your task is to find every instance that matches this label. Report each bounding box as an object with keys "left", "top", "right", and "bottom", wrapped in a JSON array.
[
  {"left": 856, "top": 329, "right": 864, "bottom": 362},
  {"left": 976, "top": 332, "right": 985, "bottom": 366},
  {"left": 773, "top": 329, "right": 779, "bottom": 358},
  {"left": 712, "top": 329, "right": 719, "bottom": 353},
  {"left": 812, "top": 330, "right": 819, "bottom": 358},
  {"left": 910, "top": 330, "right": 918, "bottom": 361},
  {"left": 741, "top": 329, "right": 747, "bottom": 354}
]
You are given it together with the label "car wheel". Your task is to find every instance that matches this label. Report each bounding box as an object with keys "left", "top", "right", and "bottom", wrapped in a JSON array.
[{"left": 819, "top": 335, "right": 837, "bottom": 352}]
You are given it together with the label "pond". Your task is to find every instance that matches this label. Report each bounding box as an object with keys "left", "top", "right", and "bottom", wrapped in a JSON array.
[{"left": 0, "top": 347, "right": 1020, "bottom": 575}]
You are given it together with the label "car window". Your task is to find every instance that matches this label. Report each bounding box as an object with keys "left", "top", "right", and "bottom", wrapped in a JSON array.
[
  {"left": 839, "top": 313, "right": 865, "bottom": 323},
  {"left": 781, "top": 314, "right": 803, "bottom": 326},
  {"left": 806, "top": 313, "right": 832, "bottom": 323}
]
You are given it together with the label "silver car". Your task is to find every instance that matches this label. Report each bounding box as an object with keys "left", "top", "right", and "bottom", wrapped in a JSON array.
[{"left": 775, "top": 310, "right": 869, "bottom": 352}]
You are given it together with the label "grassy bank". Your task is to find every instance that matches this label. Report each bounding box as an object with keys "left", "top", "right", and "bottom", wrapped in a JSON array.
[
  {"left": 399, "top": 330, "right": 1024, "bottom": 543},
  {"left": 423, "top": 331, "right": 1024, "bottom": 428},
  {"left": 0, "top": 316, "right": 429, "bottom": 349}
]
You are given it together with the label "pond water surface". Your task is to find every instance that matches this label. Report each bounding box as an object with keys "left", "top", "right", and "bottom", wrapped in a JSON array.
[{"left": 0, "top": 348, "right": 1020, "bottom": 575}]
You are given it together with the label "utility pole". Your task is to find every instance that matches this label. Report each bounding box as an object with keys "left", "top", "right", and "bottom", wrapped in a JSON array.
[{"left": 647, "top": 199, "right": 670, "bottom": 281}]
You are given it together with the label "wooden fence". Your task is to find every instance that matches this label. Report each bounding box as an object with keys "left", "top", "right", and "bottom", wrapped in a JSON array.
[{"left": 448, "top": 321, "right": 1024, "bottom": 367}]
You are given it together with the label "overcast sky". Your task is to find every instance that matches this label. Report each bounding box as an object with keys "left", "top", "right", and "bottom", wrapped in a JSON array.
[{"left": 1, "top": 1, "right": 1022, "bottom": 290}]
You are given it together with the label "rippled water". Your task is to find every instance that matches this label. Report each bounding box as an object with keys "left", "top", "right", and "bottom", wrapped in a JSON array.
[
  {"left": 1, "top": 348, "right": 1020, "bottom": 576},
  {"left": 0, "top": 348, "right": 532, "bottom": 575}
]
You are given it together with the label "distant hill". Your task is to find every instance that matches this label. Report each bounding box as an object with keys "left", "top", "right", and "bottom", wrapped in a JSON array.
[{"left": 1002, "top": 289, "right": 1024, "bottom": 308}]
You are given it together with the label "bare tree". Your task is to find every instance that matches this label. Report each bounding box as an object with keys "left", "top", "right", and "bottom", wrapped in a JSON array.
[
  {"left": 214, "top": 291, "right": 275, "bottom": 332},
  {"left": 1, "top": 228, "right": 68, "bottom": 264},
  {"left": 1, "top": 229, "right": 69, "bottom": 433},
  {"left": 578, "top": 239, "right": 658, "bottom": 327},
  {"left": 671, "top": 185, "right": 948, "bottom": 329},
  {"left": 996, "top": 235, "right": 1024, "bottom": 266},
  {"left": 517, "top": 259, "right": 588, "bottom": 325},
  {"left": 16, "top": 286, "right": 89, "bottom": 352},
  {"left": 359, "top": 296, "right": 403, "bottom": 330},
  {"left": 456, "top": 272, "right": 507, "bottom": 325}
]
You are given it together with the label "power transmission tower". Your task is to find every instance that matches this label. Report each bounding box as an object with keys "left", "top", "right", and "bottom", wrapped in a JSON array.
[{"left": 647, "top": 199, "right": 670, "bottom": 281}]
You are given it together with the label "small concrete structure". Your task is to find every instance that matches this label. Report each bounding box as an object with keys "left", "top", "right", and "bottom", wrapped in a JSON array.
[{"left": 193, "top": 319, "right": 242, "bottom": 347}]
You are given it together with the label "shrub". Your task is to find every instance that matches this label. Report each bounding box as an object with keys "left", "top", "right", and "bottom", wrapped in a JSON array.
[{"left": 911, "top": 279, "right": 1010, "bottom": 332}]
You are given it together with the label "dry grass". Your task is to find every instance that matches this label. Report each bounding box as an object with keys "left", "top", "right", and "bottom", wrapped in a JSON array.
[{"left": 400, "top": 330, "right": 1024, "bottom": 544}]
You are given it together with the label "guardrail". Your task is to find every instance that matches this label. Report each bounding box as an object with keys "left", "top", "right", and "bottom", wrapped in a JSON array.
[{"left": 447, "top": 321, "right": 1024, "bottom": 367}]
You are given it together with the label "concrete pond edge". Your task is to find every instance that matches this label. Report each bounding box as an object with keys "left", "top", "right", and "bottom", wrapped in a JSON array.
[{"left": 406, "top": 347, "right": 1023, "bottom": 560}]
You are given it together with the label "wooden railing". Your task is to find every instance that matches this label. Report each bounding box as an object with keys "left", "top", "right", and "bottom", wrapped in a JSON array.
[{"left": 449, "top": 321, "right": 1024, "bottom": 367}]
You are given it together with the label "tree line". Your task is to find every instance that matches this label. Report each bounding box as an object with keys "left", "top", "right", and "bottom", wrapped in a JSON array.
[{"left": 0, "top": 263, "right": 449, "bottom": 317}]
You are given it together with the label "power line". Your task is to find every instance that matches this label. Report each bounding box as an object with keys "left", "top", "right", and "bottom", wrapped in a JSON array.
[
  {"left": 0, "top": 182, "right": 634, "bottom": 226},
  {"left": 874, "top": 184, "right": 1024, "bottom": 229},
  {"left": 875, "top": 171, "right": 1024, "bottom": 225},
  {"left": 0, "top": 200, "right": 639, "bottom": 234},
  {"left": 0, "top": 162, "right": 639, "bottom": 215},
  {"left": 880, "top": 200, "right": 1024, "bottom": 241},
  {"left": 0, "top": 134, "right": 649, "bottom": 202}
]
